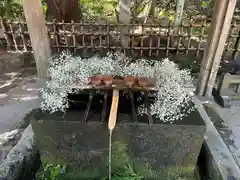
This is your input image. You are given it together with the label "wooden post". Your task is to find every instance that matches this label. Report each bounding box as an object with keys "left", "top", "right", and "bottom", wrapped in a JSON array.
[
  {"left": 174, "top": 0, "right": 185, "bottom": 26},
  {"left": 171, "top": 0, "right": 185, "bottom": 48},
  {"left": 119, "top": 0, "right": 134, "bottom": 48},
  {"left": 205, "top": 0, "right": 237, "bottom": 97},
  {"left": 21, "top": 0, "right": 51, "bottom": 78},
  {"left": 195, "top": 0, "right": 228, "bottom": 96}
]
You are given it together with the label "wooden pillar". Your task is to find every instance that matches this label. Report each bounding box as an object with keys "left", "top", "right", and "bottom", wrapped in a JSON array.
[
  {"left": 196, "top": 0, "right": 229, "bottom": 96},
  {"left": 205, "top": 0, "right": 237, "bottom": 96},
  {"left": 22, "top": 0, "right": 51, "bottom": 78}
]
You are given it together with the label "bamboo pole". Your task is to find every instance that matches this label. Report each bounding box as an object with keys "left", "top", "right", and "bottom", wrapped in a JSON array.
[
  {"left": 195, "top": 0, "right": 228, "bottom": 96},
  {"left": 21, "top": 0, "right": 51, "bottom": 78},
  {"left": 205, "top": 0, "right": 237, "bottom": 97}
]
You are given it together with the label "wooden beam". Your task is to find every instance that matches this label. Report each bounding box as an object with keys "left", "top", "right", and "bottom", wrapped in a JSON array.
[
  {"left": 195, "top": 0, "right": 228, "bottom": 96},
  {"left": 22, "top": 0, "right": 51, "bottom": 78},
  {"left": 205, "top": 0, "right": 237, "bottom": 97}
]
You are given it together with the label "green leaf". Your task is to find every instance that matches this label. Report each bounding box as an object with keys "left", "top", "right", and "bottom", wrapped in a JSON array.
[
  {"left": 162, "top": 11, "right": 168, "bottom": 17},
  {"left": 201, "top": 1, "right": 208, "bottom": 8},
  {"left": 169, "top": 15, "right": 174, "bottom": 22}
]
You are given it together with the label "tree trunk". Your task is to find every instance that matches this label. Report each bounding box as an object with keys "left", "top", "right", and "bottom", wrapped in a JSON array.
[
  {"left": 174, "top": 0, "right": 185, "bottom": 26},
  {"left": 22, "top": 0, "right": 51, "bottom": 78},
  {"left": 46, "top": 0, "right": 81, "bottom": 22},
  {"left": 119, "top": 0, "right": 133, "bottom": 48}
]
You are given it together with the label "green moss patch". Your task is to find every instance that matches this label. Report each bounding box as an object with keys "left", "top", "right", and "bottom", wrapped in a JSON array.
[{"left": 37, "top": 141, "right": 198, "bottom": 180}]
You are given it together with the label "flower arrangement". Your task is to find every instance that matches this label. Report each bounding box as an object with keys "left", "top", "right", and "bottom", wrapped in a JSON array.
[{"left": 40, "top": 51, "right": 194, "bottom": 122}]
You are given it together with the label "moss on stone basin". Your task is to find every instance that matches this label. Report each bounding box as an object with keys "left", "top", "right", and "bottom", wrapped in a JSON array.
[
  {"left": 29, "top": 105, "right": 205, "bottom": 179},
  {"left": 36, "top": 164, "right": 198, "bottom": 180},
  {"left": 36, "top": 139, "right": 198, "bottom": 180}
]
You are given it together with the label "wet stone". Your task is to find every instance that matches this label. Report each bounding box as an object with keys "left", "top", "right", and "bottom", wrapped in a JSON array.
[
  {"left": 0, "top": 130, "right": 22, "bottom": 164},
  {"left": 0, "top": 125, "right": 37, "bottom": 180},
  {"left": 0, "top": 146, "right": 11, "bottom": 164}
]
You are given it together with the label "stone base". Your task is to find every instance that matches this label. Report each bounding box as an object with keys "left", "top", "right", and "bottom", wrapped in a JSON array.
[
  {"left": 31, "top": 106, "right": 205, "bottom": 179},
  {"left": 213, "top": 88, "right": 240, "bottom": 108},
  {"left": 214, "top": 73, "right": 240, "bottom": 108}
]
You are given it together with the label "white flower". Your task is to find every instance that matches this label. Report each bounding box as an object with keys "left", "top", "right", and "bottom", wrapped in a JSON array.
[
  {"left": 146, "top": 58, "right": 194, "bottom": 122},
  {"left": 41, "top": 52, "right": 194, "bottom": 122}
]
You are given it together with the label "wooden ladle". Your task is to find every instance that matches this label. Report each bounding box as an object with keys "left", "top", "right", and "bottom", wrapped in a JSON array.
[{"left": 108, "top": 89, "right": 119, "bottom": 131}]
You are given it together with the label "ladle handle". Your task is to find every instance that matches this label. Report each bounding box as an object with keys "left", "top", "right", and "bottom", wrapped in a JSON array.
[{"left": 108, "top": 89, "right": 119, "bottom": 131}]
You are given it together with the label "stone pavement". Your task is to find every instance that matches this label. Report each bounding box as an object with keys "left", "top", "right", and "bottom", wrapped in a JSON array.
[
  {"left": 196, "top": 97, "right": 240, "bottom": 180},
  {"left": 214, "top": 104, "right": 240, "bottom": 169},
  {"left": 0, "top": 68, "right": 40, "bottom": 134},
  {"left": 204, "top": 101, "right": 240, "bottom": 171}
]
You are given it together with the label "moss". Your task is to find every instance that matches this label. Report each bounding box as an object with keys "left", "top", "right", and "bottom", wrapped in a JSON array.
[
  {"left": 41, "top": 154, "right": 68, "bottom": 166},
  {"left": 33, "top": 112, "right": 204, "bottom": 180},
  {"left": 110, "top": 140, "right": 196, "bottom": 179},
  {"left": 133, "top": 161, "right": 196, "bottom": 179},
  {"left": 60, "top": 167, "right": 102, "bottom": 179},
  {"left": 38, "top": 140, "right": 197, "bottom": 179},
  {"left": 37, "top": 163, "right": 197, "bottom": 180},
  {"left": 111, "top": 140, "right": 197, "bottom": 180},
  {"left": 111, "top": 141, "right": 131, "bottom": 170}
]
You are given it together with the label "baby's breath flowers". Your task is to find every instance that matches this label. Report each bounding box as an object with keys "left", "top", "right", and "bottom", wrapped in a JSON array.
[
  {"left": 40, "top": 52, "right": 122, "bottom": 113},
  {"left": 41, "top": 52, "right": 194, "bottom": 122},
  {"left": 149, "top": 59, "right": 194, "bottom": 122}
]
